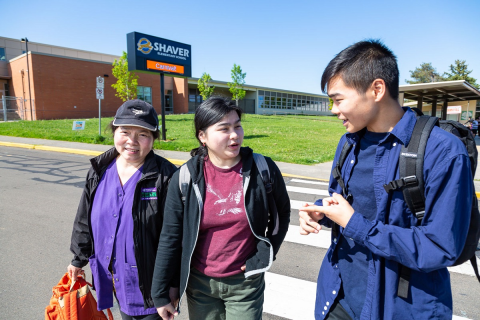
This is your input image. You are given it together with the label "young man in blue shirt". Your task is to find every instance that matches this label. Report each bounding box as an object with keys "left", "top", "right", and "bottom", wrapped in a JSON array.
[{"left": 299, "top": 40, "right": 473, "bottom": 319}]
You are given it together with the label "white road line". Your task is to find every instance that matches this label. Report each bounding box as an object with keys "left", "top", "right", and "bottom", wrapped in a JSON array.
[
  {"left": 264, "top": 272, "right": 471, "bottom": 320},
  {"left": 448, "top": 257, "right": 480, "bottom": 277},
  {"left": 284, "top": 225, "right": 331, "bottom": 249},
  {"left": 287, "top": 186, "right": 329, "bottom": 196},
  {"left": 290, "top": 200, "right": 314, "bottom": 210},
  {"left": 290, "top": 178, "right": 329, "bottom": 186},
  {"left": 264, "top": 272, "right": 316, "bottom": 320}
]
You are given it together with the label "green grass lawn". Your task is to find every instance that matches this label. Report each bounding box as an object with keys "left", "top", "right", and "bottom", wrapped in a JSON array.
[{"left": 0, "top": 114, "right": 345, "bottom": 165}]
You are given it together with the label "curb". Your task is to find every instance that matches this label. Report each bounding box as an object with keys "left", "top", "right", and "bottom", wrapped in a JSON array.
[
  {"left": 35, "top": 145, "right": 103, "bottom": 157},
  {"left": 0, "top": 141, "right": 35, "bottom": 149}
]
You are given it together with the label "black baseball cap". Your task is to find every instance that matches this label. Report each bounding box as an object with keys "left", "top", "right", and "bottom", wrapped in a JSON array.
[{"left": 113, "top": 99, "right": 158, "bottom": 131}]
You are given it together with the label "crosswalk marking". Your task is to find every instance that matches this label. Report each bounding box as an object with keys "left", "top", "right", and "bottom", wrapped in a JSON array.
[
  {"left": 448, "top": 257, "right": 480, "bottom": 276},
  {"left": 286, "top": 186, "right": 330, "bottom": 196},
  {"left": 264, "top": 272, "right": 317, "bottom": 320},
  {"left": 290, "top": 178, "right": 329, "bottom": 186},
  {"left": 290, "top": 200, "right": 313, "bottom": 210},
  {"left": 284, "top": 225, "right": 331, "bottom": 249},
  {"left": 264, "top": 272, "right": 471, "bottom": 320}
]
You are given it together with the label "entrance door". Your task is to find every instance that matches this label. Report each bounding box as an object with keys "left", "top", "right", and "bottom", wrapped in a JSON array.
[{"left": 165, "top": 94, "right": 173, "bottom": 113}]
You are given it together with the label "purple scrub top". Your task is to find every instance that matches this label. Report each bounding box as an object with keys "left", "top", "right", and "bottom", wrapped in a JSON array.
[{"left": 89, "top": 158, "right": 157, "bottom": 316}]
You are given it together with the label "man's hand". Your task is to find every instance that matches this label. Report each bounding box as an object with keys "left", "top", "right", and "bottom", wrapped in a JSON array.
[
  {"left": 301, "top": 193, "right": 354, "bottom": 228},
  {"left": 299, "top": 202, "right": 325, "bottom": 235},
  {"left": 157, "top": 303, "right": 178, "bottom": 320}
]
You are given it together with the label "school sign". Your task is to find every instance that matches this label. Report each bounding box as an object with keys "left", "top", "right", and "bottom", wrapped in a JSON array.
[{"left": 127, "top": 32, "right": 192, "bottom": 77}]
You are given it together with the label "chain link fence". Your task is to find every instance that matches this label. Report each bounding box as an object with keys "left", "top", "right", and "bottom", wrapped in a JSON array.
[{"left": 0, "top": 96, "right": 35, "bottom": 121}]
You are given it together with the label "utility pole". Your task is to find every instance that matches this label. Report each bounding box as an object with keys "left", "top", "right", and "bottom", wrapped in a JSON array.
[{"left": 21, "top": 38, "right": 33, "bottom": 120}]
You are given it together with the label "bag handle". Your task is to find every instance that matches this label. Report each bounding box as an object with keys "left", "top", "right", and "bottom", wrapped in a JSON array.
[{"left": 67, "top": 273, "right": 114, "bottom": 319}]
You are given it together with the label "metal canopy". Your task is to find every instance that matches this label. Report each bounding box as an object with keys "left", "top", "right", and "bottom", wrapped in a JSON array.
[{"left": 399, "top": 80, "right": 480, "bottom": 103}]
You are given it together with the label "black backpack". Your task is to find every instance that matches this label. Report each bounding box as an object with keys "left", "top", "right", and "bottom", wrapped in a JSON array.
[{"left": 333, "top": 110, "right": 480, "bottom": 299}]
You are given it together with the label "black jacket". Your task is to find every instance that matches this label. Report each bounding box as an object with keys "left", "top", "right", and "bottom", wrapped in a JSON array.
[
  {"left": 151, "top": 147, "right": 290, "bottom": 309},
  {"left": 70, "top": 147, "right": 177, "bottom": 308}
]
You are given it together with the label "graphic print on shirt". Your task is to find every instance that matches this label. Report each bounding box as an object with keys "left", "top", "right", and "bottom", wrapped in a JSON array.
[{"left": 206, "top": 178, "right": 243, "bottom": 216}]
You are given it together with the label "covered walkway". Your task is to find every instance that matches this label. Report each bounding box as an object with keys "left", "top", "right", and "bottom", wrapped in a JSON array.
[{"left": 399, "top": 80, "right": 480, "bottom": 120}]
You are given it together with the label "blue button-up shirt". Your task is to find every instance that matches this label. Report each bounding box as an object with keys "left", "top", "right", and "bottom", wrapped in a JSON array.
[
  {"left": 315, "top": 108, "right": 473, "bottom": 319},
  {"left": 89, "top": 159, "right": 157, "bottom": 316}
]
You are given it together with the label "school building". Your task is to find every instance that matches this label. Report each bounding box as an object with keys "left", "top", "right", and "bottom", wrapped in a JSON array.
[
  {"left": 0, "top": 36, "right": 331, "bottom": 121},
  {"left": 1, "top": 35, "right": 479, "bottom": 121}
]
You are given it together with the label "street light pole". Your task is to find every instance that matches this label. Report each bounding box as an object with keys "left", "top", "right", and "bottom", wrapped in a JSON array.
[{"left": 21, "top": 38, "right": 33, "bottom": 120}]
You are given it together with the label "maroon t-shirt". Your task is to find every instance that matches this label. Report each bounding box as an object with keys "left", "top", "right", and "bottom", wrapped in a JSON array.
[{"left": 191, "top": 157, "right": 256, "bottom": 277}]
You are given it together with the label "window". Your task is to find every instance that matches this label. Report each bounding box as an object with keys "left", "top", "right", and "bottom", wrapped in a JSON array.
[
  {"left": 137, "top": 86, "right": 152, "bottom": 104},
  {"left": 0, "top": 47, "right": 5, "bottom": 61},
  {"left": 258, "top": 95, "right": 265, "bottom": 108}
]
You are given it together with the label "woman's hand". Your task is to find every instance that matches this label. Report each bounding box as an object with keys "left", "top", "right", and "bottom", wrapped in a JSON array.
[
  {"left": 156, "top": 303, "right": 178, "bottom": 320},
  {"left": 169, "top": 287, "right": 180, "bottom": 309},
  {"left": 67, "top": 264, "right": 84, "bottom": 280}
]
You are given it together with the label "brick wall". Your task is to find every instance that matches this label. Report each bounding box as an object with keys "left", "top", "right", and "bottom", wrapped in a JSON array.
[{"left": 8, "top": 53, "right": 186, "bottom": 120}]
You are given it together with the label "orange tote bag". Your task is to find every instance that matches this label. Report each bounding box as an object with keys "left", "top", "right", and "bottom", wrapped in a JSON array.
[{"left": 45, "top": 272, "right": 113, "bottom": 320}]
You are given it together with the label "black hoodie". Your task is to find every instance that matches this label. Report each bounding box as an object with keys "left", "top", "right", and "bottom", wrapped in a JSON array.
[{"left": 151, "top": 147, "right": 290, "bottom": 310}]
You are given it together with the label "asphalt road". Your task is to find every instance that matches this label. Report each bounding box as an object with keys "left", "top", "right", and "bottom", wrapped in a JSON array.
[{"left": 0, "top": 146, "right": 479, "bottom": 320}]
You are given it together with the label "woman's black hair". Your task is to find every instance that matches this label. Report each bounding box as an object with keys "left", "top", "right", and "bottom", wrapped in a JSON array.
[
  {"left": 106, "top": 121, "right": 160, "bottom": 140},
  {"left": 190, "top": 96, "right": 242, "bottom": 157}
]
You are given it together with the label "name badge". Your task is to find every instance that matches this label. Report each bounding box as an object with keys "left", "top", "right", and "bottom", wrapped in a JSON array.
[{"left": 141, "top": 187, "right": 157, "bottom": 200}]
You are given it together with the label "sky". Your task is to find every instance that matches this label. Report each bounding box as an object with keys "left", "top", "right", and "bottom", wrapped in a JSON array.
[{"left": 3, "top": 0, "right": 480, "bottom": 95}]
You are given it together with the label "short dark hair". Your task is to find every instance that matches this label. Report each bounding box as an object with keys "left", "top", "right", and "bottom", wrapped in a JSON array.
[
  {"left": 321, "top": 39, "right": 399, "bottom": 99},
  {"left": 106, "top": 121, "right": 160, "bottom": 140},
  {"left": 191, "top": 96, "right": 242, "bottom": 157}
]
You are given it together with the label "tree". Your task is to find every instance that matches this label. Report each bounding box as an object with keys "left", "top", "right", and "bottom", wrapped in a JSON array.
[
  {"left": 197, "top": 72, "right": 215, "bottom": 100},
  {"left": 443, "top": 60, "right": 479, "bottom": 89},
  {"left": 228, "top": 64, "right": 246, "bottom": 105},
  {"left": 406, "top": 62, "right": 444, "bottom": 84},
  {"left": 111, "top": 51, "right": 138, "bottom": 101}
]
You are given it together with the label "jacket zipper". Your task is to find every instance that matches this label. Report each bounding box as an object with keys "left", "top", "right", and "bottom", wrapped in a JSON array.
[
  {"left": 242, "top": 175, "right": 274, "bottom": 278},
  {"left": 132, "top": 173, "right": 157, "bottom": 307}
]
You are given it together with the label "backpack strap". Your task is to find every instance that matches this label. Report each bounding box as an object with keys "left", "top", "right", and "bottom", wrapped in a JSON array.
[
  {"left": 330, "top": 141, "right": 354, "bottom": 239},
  {"left": 383, "top": 115, "right": 438, "bottom": 221},
  {"left": 332, "top": 141, "right": 354, "bottom": 204},
  {"left": 383, "top": 115, "right": 438, "bottom": 299},
  {"left": 253, "top": 153, "right": 280, "bottom": 236},
  {"left": 179, "top": 164, "right": 191, "bottom": 205},
  {"left": 178, "top": 164, "right": 204, "bottom": 214}
]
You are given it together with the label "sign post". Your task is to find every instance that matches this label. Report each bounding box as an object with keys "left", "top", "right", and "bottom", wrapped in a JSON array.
[
  {"left": 126, "top": 32, "right": 192, "bottom": 141},
  {"left": 160, "top": 73, "right": 166, "bottom": 140},
  {"left": 96, "top": 77, "right": 104, "bottom": 136}
]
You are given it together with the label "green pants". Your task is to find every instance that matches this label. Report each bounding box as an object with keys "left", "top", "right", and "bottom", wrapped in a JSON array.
[{"left": 186, "top": 268, "right": 265, "bottom": 320}]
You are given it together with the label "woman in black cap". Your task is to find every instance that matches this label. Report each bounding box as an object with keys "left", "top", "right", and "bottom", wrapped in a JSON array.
[{"left": 68, "top": 99, "right": 178, "bottom": 320}]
